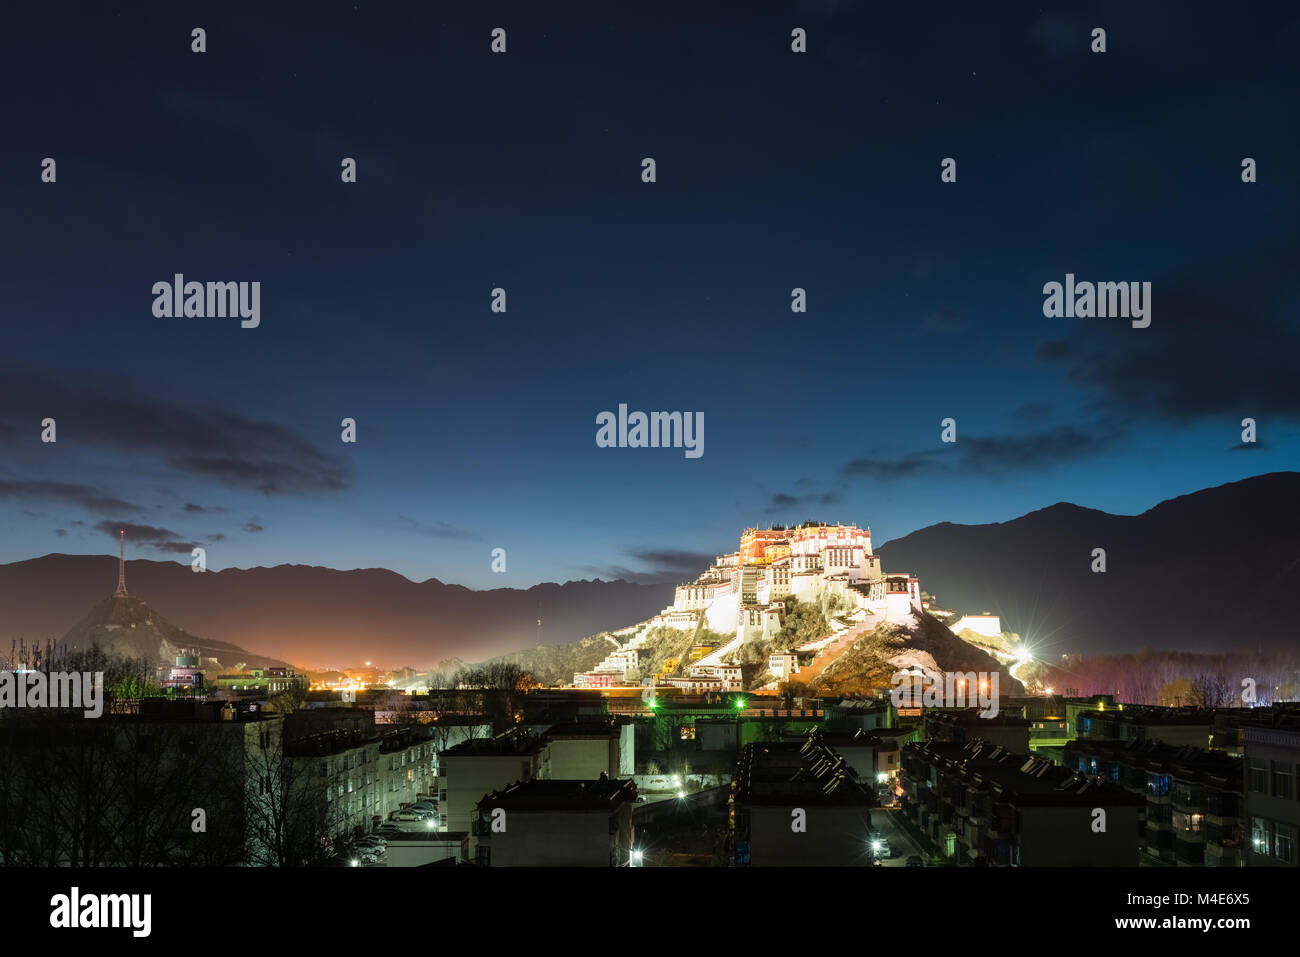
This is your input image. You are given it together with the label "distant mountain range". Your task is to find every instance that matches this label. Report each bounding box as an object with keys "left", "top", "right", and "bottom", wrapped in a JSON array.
[
  {"left": 876, "top": 472, "right": 1300, "bottom": 655},
  {"left": 2, "top": 472, "right": 1293, "bottom": 667},
  {"left": 0, "top": 556, "right": 673, "bottom": 670}
]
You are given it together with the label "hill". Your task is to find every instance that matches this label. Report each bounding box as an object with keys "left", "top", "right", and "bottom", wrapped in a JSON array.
[
  {"left": 876, "top": 471, "right": 1300, "bottom": 655},
  {"left": 483, "top": 631, "right": 623, "bottom": 686},
  {"left": 61, "top": 594, "right": 293, "bottom": 672},
  {"left": 809, "top": 608, "right": 1024, "bottom": 697},
  {"left": 0, "top": 555, "right": 674, "bottom": 668}
]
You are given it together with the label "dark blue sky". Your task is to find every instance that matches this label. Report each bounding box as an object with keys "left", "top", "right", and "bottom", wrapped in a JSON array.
[{"left": 2, "top": 0, "right": 1297, "bottom": 589}]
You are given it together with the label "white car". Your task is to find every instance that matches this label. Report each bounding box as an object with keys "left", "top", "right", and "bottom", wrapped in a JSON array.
[{"left": 391, "top": 811, "right": 424, "bottom": 821}]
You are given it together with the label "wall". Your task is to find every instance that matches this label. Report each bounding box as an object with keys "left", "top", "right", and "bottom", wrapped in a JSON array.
[
  {"left": 385, "top": 836, "right": 464, "bottom": 867},
  {"left": 439, "top": 752, "right": 539, "bottom": 833},
  {"left": 545, "top": 735, "right": 619, "bottom": 780},
  {"left": 488, "top": 807, "right": 631, "bottom": 867},
  {"left": 1017, "top": 804, "right": 1140, "bottom": 866},
  {"left": 746, "top": 805, "right": 874, "bottom": 866}
]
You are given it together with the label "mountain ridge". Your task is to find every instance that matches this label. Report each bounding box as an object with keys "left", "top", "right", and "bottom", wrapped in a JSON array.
[
  {"left": 0, "top": 554, "right": 674, "bottom": 668},
  {"left": 877, "top": 471, "right": 1300, "bottom": 654},
  {"left": 3, "top": 472, "right": 1293, "bottom": 665}
]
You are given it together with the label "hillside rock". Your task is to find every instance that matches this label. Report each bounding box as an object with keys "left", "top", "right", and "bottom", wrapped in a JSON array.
[{"left": 809, "top": 609, "right": 1024, "bottom": 697}]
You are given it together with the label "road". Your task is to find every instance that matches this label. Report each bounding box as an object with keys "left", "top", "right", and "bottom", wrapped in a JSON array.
[{"left": 871, "top": 806, "right": 926, "bottom": 867}]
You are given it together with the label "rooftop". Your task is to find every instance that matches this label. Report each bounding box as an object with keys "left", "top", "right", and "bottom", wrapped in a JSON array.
[
  {"left": 441, "top": 729, "right": 544, "bottom": 758},
  {"left": 477, "top": 777, "right": 637, "bottom": 811},
  {"left": 906, "top": 739, "right": 1144, "bottom": 807},
  {"left": 732, "top": 734, "right": 872, "bottom": 807},
  {"left": 542, "top": 718, "right": 624, "bottom": 740}
]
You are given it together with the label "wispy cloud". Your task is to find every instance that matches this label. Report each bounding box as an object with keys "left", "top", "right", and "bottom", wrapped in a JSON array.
[
  {"left": 0, "top": 479, "right": 141, "bottom": 516},
  {"left": 0, "top": 363, "right": 351, "bottom": 495},
  {"left": 94, "top": 520, "right": 197, "bottom": 555},
  {"left": 839, "top": 423, "right": 1125, "bottom": 481},
  {"left": 1037, "top": 238, "right": 1300, "bottom": 423},
  {"left": 580, "top": 548, "right": 716, "bottom": 585},
  {"left": 398, "top": 517, "right": 478, "bottom": 541}
]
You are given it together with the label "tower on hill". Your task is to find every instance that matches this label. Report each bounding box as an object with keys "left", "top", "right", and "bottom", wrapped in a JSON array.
[{"left": 114, "top": 528, "right": 128, "bottom": 597}]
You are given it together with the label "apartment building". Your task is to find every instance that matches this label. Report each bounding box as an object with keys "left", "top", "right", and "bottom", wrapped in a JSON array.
[
  {"left": 901, "top": 738, "right": 1142, "bottom": 866},
  {"left": 1243, "top": 717, "right": 1300, "bottom": 867},
  {"left": 437, "top": 729, "right": 547, "bottom": 833},
  {"left": 472, "top": 777, "right": 637, "bottom": 866},
  {"left": 729, "top": 737, "right": 875, "bottom": 866},
  {"left": 1065, "top": 737, "right": 1244, "bottom": 866}
]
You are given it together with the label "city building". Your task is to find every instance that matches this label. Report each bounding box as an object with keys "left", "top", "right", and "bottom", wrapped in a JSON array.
[
  {"left": 948, "top": 614, "right": 1002, "bottom": 638},
  {"left": 1243, "top": 715, "right": 1300, "bottom": 867},
  {"left": 924, "top": 709, "right": 1031, "bottom": 752},
  {"left": 1065, "top": 737, "right": 1245, "bottom": 866},
  {"left": 436, "top": 729, "right": 547, "bottom": 833},
  {"left": 541, "top": 718, "right": 632, "bottom": 778},
  {"left": 211, "top": 666, "right": 309, "bottom": 697},
  {"left": 472, "top": 777, "right": 638, "bottom": 866},
  {"left": 729, "top": 737, "right": 875, "bottom": 866},
  {"left": 1075, "top": 704, "right": 1213, "bottom": 748},
  {"left": 901, "top": 738, "right": 1143, "bottom": 866}
]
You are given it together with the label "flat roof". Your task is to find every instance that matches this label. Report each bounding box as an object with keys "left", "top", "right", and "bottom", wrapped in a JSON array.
[{"left": 478, "top": 778, "right": 637, "bottom": 811}]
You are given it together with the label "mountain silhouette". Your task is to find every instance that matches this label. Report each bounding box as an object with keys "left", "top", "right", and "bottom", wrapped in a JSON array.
[
  {"left": 3, "top": 473, "right": 1294, "bottom": 667},
  {"left": 875, "top": 472, "right": 1300, "bottom": 655},
  {"left": 0, "top": 555, "right": 673, "bottom": 669}
]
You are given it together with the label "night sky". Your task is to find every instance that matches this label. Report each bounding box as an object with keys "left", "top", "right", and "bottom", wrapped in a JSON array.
[{"left": 2, "top": 1, "right": 1297, "bottom": 589}]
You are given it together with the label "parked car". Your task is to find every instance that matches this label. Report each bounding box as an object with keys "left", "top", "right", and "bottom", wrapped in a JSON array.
[
  {"left": 391, "top": 811, "right": 424, "bottom": 821},
  {"left": 377, "top": 822, "right": 404, "bottom": 833},
  {"left": 905, "top": 855, "right": 924, "bottom": 867}
]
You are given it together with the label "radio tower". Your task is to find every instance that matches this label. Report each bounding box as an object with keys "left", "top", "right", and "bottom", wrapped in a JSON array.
[{"left": 114, "top": 528, "right": 128, "bottom": 597}]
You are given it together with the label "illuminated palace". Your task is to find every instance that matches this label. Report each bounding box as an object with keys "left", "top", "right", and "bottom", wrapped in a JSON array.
[{"left": 573, "top": 522, "right": 923, "bottom": 693}]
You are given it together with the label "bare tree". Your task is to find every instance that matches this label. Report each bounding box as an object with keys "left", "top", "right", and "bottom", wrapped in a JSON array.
[
  {"left": 242, "top": 722, "right": 349, "bottom": 867},
  {"left": 1188, "top": 670, "right": 1232, "bottom": 709}
]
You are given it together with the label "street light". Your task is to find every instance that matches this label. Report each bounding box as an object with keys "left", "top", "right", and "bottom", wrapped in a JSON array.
[{"left": 631, "top": 849, "right": 643, "bottom": 867}]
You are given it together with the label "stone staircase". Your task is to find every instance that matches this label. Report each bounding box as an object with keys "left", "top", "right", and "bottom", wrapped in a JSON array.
[{"left": 794, "top": 616, "right": 875, "bottom": 684}]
